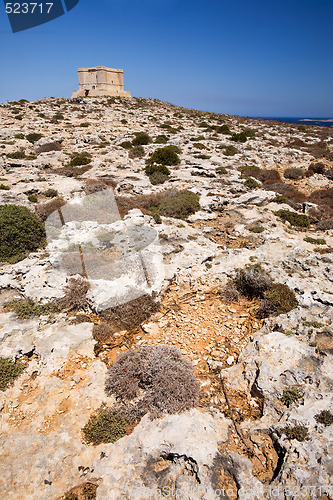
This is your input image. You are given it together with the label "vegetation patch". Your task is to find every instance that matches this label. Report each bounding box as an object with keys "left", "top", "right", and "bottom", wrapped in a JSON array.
[
  {"left": 0, "top": 356, "right": 25, "bottom": 391},
  {"left": 244, "top": 177, "right": 259, "bottom": 189},
  {"left": 284, "top": 167, "right": 305, "bottom": 180},
  {"left": 157, "top": 190, "right": 200, "bottom": 220},
  {"left": 314, "top": 410, "right": 333, "bottom": 426},
  {"left": 274, "top": 209, "right": 310, "bottom": 228},
  {"left": 304, "top": 236, "right": 326, "bottom": 245},
  {"left": 105, "top": 345, "right": 199, "bottom": 421},
  {"left": 282, "top": 424, "right": 309, "bottom": 442},
  {"left": 132, "top": 131, "right": 152, "bottom": 146},
  {"left": 70, "top": 152, "right": 92, "bottom": 167},
  {"left": 26, "top": 133, "right": 43, "bottom": 144},
  {"left": 3, "top": 298, "right": 61, "bottom": 320},
  {"left": 281, "top": 387, "right": 303, "bottom": 407},
  {"left": 44, "top": 188, "right": 58, "bottom": 198},
  {"left": 82, "top": 405, "right": 127, "bottom": 445},
  {"left": 258, "top": 283, "right": 298, "bottom": 318},
  {"left": 0, "top": 204, "right": 46, "bottom": 263},
  {"left": 146, "top": 145, "right": 181, "bottom": 167}
]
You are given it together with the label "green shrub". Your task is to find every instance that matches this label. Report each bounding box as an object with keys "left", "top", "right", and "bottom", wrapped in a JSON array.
[
  {"left": 149, "top": 171, "right": 169, "bottom": 185},
  {"left": 70, "top": 152, "right": 92, "bottom": 166},
  {"left": 79, "top": 122, "right": 90, "bottom": 127},
  {"left": 145, "top": 163, "right": 171, "bottom": 177},
  {"left": 304, "top": 236, "right": 326, "bottom": 245},
  {"left": 26, "top": 133, "right": 42, "bottom": 144},
  {"left": 154, "top": 135, "right": 169, "bottom": 144},
  {"left": 82, "top": 405, "right": 127, "bottom": 445},
  {"left": 258, "top": 283, "right": 298, "bottom": 318},
  {"left": 28, "top": 194, "right": 38, "bottom": 203},
  {"left": 282, "top": 424, "right": 309, "bottom": 442},
  {"left": 128, "top": 145, "right": 145, "bottom": 159},
  {"left": 274, "top": 209, "right": 310, "bottom": 228},
  {"left": 14, "top": 133, "right": 25, "bottom": 139},
  {"left": 3, "top": 299, "right": 61, "bottom": 320},
  {"left": 273, "top": 194, "right": 288, "bottom": 204},
  {"left": 281, "top": 387, "right": 303, "bottom": 407},
  {"left": 314, "top": 410, "right": 333, "bottom": 426},
  {"left": 222, "top": 145, "right": 239, "bottom": 156},
  {"left": 6, "top": 151, "right": 27, "bottom": 159},
  {"left": 44, "top": 188, "right": 58, "bottom": 198},
  {"left": 248, "top": 225, "right": 265, "bottom": 233},
  {"left": 194, "top": 154, "right": 211, "bottom": 159},
  {"left": 217, "top": 124, "right": 231, "bottom": 134},
  {"left": 52, "top": 112, "right": 64, "bottom": 121},
  {"left": 216, "top": 166, "right": 227, "bottom": 175},
  {"left": 146, "top": 146, "right": 180, "bottom": 167},
  {"left": 119, "top": 141, "right": 133, "bottom": 149},
  {"left": 132, "top": 132, "right": 152, "bottom": 146},
  {"left": 244, "top": 177, "right": 259, "bottom": 189},
  {"left": 157, "top": 190, "right": 200, "bottom": 220},
  {"left": 105, "top": 345, "right": 199, "bottom": 420},
  {"left": 231, "top": 132, "right": 247, "bottom": 143},
  {"left": 243, "top": 128, "right": 256, "bottom": 138},
  {"left": 0, "top": 357, "right": 25, "bottom": 391},
  {"left": 0, "top": 204, "right": 46, "bottom": 263},
  {"left": 0, "top": 184, "right": 10, "bottom": 190}
]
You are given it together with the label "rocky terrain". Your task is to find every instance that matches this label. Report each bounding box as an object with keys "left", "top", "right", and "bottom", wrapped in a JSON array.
[{"left": 0, "top": 96, "right": 332, "bottom": 500}]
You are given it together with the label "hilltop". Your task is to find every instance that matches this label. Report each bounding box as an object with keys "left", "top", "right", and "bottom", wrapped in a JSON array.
[{"left": 0, "top": 97, "right": 332, "bottom": 499}]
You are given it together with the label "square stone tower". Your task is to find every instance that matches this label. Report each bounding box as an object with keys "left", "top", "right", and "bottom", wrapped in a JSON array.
[{"left": 72, "top": 66, "right": 131, "bottom": 98}]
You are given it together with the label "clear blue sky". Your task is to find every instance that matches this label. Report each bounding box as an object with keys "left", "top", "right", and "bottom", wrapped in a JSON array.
[{"left": 0, "top": 0, "right": 332, "bottom": 117}]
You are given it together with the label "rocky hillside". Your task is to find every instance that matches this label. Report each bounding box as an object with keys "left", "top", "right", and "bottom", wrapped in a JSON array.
[{"left": 0, "top": 97, "right": 332, "bottom": 499}]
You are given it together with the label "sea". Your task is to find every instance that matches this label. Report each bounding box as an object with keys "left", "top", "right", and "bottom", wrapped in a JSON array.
[{"left": 254, "top": 117, "right": 333, "bottom": 128}]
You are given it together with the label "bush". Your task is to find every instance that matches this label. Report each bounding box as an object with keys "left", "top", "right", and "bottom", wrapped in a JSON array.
[
  {"left": 157, "top": 190, "right": 200, "bottom": 220},
  {"left": 308, "top": 188, "right": 333, "bottom": 214},
  {"left": 0, "top": 357, "right": 25, "bottom": 391},
  {"left": 266, "top": 182, "right": 306, "bottom": 204},
  {"left": 120, "top": 141, "right": 133, "bottom": 149},
  {"left": 258, "top": 169, "right": 281, "bottom": 183},
  {"left": 243, "top": 128, "right": 256, "bottom": 138},
  {"left": 105, "top": 345, "right": 199, "bottom": 420},
  {"left": 146, "top": 146, "right": 180, "bottom": 167},
  {"left": 57, "top": 277, "right": 90, "bottom": 312},
  {"left": 248, "top": 225, "right": 265, "bottom": 233},
  {"left": 274, "top": 209, "right": 310, "bottom": 228},
  {"left": 222, "top": 145, "right": 239, "bottom": 156},
  {"left": 3, "top": 299, "right": 61, "bottom": 320},
  {"left": 216, "top": 166, "right": 227, "bottom": 175},
  {"left": 70, "top": 153, "right": 92, "bottom": 167},
  {"left": 282, "top": 424, "right": 309, "bottom": 442},
  {"left": 314, "top": 410, "right": 333, "bottom": 426},
  {"left": 44, "top": 188, "right": 58, "bottom": 198},
  {"left": 14, "top": 133, "right": 25, "bottom": 139},
  {"left": 6, "top": 151, "right": 27, "bottom": 159},
  {"left": 317, "top": 219, "right": 333, "bottom": 231},
  {"left": 82, "top": 405, "right": 127, "bottom": 445},
  {"left": 258, "top": 283, "right": 298, "bottom": 318},
  {"left": 304, "top": 236, "right": 326, "bottom": 245},
  {"left": 218, "top": 124, "right": 231, "bottom": 134},
  {"left": 284, "top": 168, "right": 305, "bottom": 180},
  {"left": 239, "top": 165, "right": 261, "bottom": 176},
  {"left": 132, "top": 132, "right": 152, "bottom": 146},
  {"left": 233, "top": 266, "right": 271, "bottom": 299},
  {"left": 230, "top": 132, "right": 247, "bottom": 143},
  {"left": 308, "top": 162, "right": 326, "bottom": 175},
  {"left": 26, "top": 133, "right": 42, "bottom": 144},
  {"left": 281, "top": 387, "right": 303, "bottom": 407},
  {"left": 145, "top": 163, "right": 171, "bottom": 179},
  {"left": 149, "top": 171, "right": 169, "bottom": 185},
  {"left": 27, "top": 194, "right": 38, "bottom": 202},
  {"left": 244, "top": 177, "right": 259, "bottom": 189},
  {"left": 0, "top": 184, "right": 10, "bottom": 190},
  {"left": 128, "top": 145, "right": 145, "bottom": 159},
  {"left": 154, "top": 135, "right": 169, "bottom": 144},
  {"left": 0, "top": 204, "right": 46, "bottom": 263}
]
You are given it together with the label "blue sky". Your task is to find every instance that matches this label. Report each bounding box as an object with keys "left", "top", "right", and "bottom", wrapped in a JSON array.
[{"left": 0, "top": 0, "right": 332, "bottom": 117}]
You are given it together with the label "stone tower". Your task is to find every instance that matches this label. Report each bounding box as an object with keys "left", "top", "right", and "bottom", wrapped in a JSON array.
[{"left": 72, "top": 66, "right": 131, "bottom": 98}]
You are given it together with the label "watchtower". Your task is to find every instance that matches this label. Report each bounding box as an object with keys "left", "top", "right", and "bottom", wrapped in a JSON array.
[{"left": 72, "top": 66, "right": 131, "bottom": 98}]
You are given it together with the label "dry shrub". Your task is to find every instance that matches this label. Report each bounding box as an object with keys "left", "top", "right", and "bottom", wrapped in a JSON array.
[
  {"left": 283, "top": 168, "right": 305, "bottom": 180},
  {"left": 257, "top": 169, "right": 281, "bottom": 183},
  {"left": 100, "top": 293, "right": 159, "bottom": 332},
  {"left": 308, "top": 188, "right": 333, "bottom": 215},
  {"left": 317, "top": 219, "right": 333, "bottom": 231},
  {"left": 233, "top": 266, "right": 271, "bottom": 299},
  {"left": 84, "top": 178, "right": 117, "bottom": 195},
  {"left": 55, "top": 165, "right": 92, "bottom": 178},
  {"left": 308, "top": 162, "right": 326, "bottom": 175},
  {"left": 36, "top": 198, "right": 66, "bottom": 221},
  {"left": 57, "top": 277, "right": 90, "bottom": 312},
  {"left": 105, "top": 345, "right": 199, "bottom": 420},
  {"left": 264, "top": 182, "right": 306, "bottom": 203},
  {"left": 92, "top": 322, "right": 118, "bottom": 344}
]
